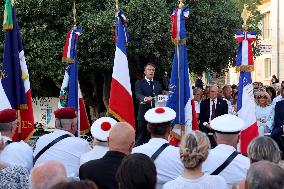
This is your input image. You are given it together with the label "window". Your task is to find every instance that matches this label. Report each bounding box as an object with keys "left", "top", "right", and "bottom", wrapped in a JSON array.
[
  {"left": 264, "top": 58, "right": 271, "bottom": 79},
  {"left": 262, "top": 12, "right": 271, "bottom": 40}
]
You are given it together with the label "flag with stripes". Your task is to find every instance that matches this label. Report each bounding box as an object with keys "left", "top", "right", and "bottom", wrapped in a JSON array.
[
  {"left": 109, "top": 9, "right": 135, "bottom": 128},
  {"left": 167, "top": 5, "right": 198, "bottom": 146},
  {"left": 0, "top": 1, "right": 34, "bottom": 141},
  {"left": 59, "top": 28, "right": 90, "bottom": 134}
]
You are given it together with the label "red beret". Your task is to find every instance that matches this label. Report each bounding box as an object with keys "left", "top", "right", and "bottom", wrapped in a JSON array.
[
  {"left": 54, "top": 107, "right": 76, "bottom": 119},
  {"left": 0, "top": 109, "right": 17, "bottom": 123}
]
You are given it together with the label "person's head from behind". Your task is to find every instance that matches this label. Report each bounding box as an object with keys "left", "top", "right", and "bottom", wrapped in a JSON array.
[
  {"left": 144, "top": 63, "right": 155, "bottom": 80},
  {"left": 266, "top": 86, "right": 276, "bottom": 100},
  {"left": 108, "top": 122, "right": 135, "bottom": 155},
  {"left": 246, "top": 161, "right": 284, "bottom": 189},
  {"left": 51, "top": 180, "right": 98, "bottom": 189},
  {"left": 30, "top": 160, "right": 67, "bottom": 189},
  {"left": 180, "top": 131, "right": 210, "bottom": 170},
  {"left": 116, "top": 153, "right": 157, "bottom": 189},
  {"left": 54, "top": 107, "right": 77, "bottom": 135},
  {"left": 211, "top": 114, "right": 244, "bottom": 149},
  {"left": 145, "top": 107, "right": 176, "bottom": 139},
  {"left": 247, "top": 136, "right": 281, "bottom": 164},
  {"left": 209, "top": 85, "right": 218, "bottom": 100},
  {"left": 0, "top": 109, "right": 18, "bottom": 139}
]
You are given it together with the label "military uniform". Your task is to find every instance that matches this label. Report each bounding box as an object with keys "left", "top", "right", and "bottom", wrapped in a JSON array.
[
  {"left": 0, "top": 109, "right": 33, "bottom": 171},
  {"left": 202, "top": 114, "right": 250, "bottom": 186}
]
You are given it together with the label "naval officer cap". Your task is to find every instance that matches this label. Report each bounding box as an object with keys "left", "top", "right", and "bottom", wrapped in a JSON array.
[
  {"left": 91, "top": 117, "right": 117, "bottom": 141},
  {"left": 211, "top": 114, "right": 244, "bottom": 134},
  {"left": 0, "top": 109, "right": 17, "bottom": 123},
  {"left": 145, "top": 107, "right": 176, "bottom": 124}
]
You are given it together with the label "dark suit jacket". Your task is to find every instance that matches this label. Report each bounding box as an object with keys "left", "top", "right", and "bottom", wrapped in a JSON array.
[
  {"left": 272, "top": 101, "right": 284, "bottom": 137},
  {"left": 135, "top": 78, "right": 162, "bottom": 121},
  {"left": 79, "top": 151, "right": 126, "bottom": 189},
  {"left": 199, "top": 98, "right": 228, "bottom": 133}
]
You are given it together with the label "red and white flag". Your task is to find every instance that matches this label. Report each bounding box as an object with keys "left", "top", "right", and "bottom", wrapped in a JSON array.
[{"left": 109, "top": 9, "right": 135, "bottom": 127}]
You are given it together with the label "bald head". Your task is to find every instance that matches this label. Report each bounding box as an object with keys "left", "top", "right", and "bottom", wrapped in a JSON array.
[
  {"left": 247, "top": 161, "right": 284, "bottom": 189},
  {"left": 30, "top": 160, "right": 67, "bottom": 189},
  {"left": 215, "top": 133, "right": 239, "bottom": 149},
  {"left": 108, "top": 122, "right": 135, "bottom": 155}
]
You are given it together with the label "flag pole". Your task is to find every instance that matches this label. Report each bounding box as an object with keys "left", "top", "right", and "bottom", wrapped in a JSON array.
[
  {"left": 72, "top": 0, "right": 80, "bottom": 137},
  {"left": 177, "top": 0, "right": 184, "bottom": 138},
  {"left": 17, "top": 110, "right": 21, "bottom": 141}
]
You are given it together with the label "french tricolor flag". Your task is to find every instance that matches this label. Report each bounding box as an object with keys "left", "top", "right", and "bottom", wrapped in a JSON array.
[
  {"left": 109, "top": 9, "right": 135, "bottom": 128},
  {"left": 0, "top": 3, "right": 34, "bottom": 141},
  {"left": 59, "top": 28, "right": 90, "bottom": 134}
]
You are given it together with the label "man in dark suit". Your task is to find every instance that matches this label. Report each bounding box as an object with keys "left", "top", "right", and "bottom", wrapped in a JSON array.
[
  {"left": 272, "top": 87, "right": 284, "bottom": 153},
  {"left": 135, "top": 63, "right": 162, "bottom": 146},
  {"left": 79, "top": 122, "right": 135, "bottom": 189},
  {"left": 199, "top": 85, "right": 228, "bottom": 147}
]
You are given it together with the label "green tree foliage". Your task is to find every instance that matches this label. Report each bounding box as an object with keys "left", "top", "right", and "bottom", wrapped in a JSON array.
[{"left": 0, "top": 0, "right": 262, "bottom": 99}]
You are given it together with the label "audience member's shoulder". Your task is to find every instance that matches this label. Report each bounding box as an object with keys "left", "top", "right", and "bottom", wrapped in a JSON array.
[
  {"left": 276, "top": 99, "right": 284, "bottom": 106},
  {"left": 9, "top": 140, "right": 32, "bottom": 151}
]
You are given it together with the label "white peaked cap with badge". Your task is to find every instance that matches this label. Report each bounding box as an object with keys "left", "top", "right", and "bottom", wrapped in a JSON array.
[
  {"left": 144, "top": 107, "right": 176, "bottom": 123},
  {"left": 210, "top": 114, "right": 245, "bottom": 134},
  {"left": 91, "top": 117, "right": 118, "bottom": 141}
]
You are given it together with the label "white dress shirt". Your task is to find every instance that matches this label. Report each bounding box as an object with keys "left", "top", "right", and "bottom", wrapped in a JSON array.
[
  {"left": 0, "top": 138, "right": 33, "bottom": 171},
  {"left": 255, "top": 104, "right": 274, "bottom": 134},
  {"left": 195, "top": 101, "right": 201, "bottom": 114},
  {"left": 80, "top": 142, "right": 108, "bottom": 165},
  {"left": 132, "top": 138, "right": 184, "bottom": 189},
  {"left": 34, "top": 129, "right": 91, "bottom": 177},
  {"left": 202, "top": 144, "right": 250, "bottom": 185},
  {"left": 163, "top": 174, "right": 227, "bottom": 189}
]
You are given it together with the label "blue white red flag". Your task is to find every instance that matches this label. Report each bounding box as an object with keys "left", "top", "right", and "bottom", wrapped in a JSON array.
[
  {"left": 59, "top": 28, "right": 90, "bottom": 134},
  {"left": 235, "top": 30, "right": 256, "bottom": 71},
  {"left": 109, "top": 9, "right": 135, "bottom": 128},
  {"left": 0, "top": 3, "right": 34, "bottom": 141},
  {"left": 167, "top": 5, "right": 198, "bottom": 146},
  {"left": 237, "top": 71, "right": 258, "bottom": 154}
]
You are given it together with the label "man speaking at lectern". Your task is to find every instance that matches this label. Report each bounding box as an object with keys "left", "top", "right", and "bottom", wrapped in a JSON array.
[{"left": 135, "top": 63, "right": 162, "bottom": 146}]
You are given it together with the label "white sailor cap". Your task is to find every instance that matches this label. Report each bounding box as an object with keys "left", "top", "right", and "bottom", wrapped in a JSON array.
[
  {"left": 91, "top": 117, "right": 117, "bottom": 141},
  {"left": 210, "top": 114, "right": 245, "bottom": 134},
  {"left": 144, "top": 107, "right": 176, "bottom": 124}
]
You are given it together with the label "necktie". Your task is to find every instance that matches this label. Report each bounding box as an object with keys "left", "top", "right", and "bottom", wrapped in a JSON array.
[
  {"left": 211, "top": 100, "right": 216, "bottom": 120},
  {"left": 149, "top": 81, "right": 154, "bottom": 96}
]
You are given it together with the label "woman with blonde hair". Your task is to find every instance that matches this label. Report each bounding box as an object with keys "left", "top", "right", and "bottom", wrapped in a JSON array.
[
  {"left": 255, "top": 91, "right": 274, "bottom": 135},
  {"left": 163, "top": 131, "right": 226, "bottom": 189}
]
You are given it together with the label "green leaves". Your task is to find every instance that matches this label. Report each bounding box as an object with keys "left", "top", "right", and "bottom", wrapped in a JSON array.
[{"left": 0, "top": 0, "right": 262, "bottom": 97}]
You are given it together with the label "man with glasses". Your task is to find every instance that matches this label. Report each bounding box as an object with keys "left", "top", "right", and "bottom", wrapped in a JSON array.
[
  {"left": 0, "top": 109, "right": 33, "bottom": 171},
  {"left": 199, "top": 85, "right": 228, "bottom": 148}
]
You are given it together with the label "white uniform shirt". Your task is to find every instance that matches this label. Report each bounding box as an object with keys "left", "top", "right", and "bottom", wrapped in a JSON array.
[
  {"left": 132, "top": 138, "right": 184, "bottom": 189},
  {"left": 80, "top": 143, "right": 108, "bottom": 165},
  {"left": 0, "top": 138, "right": 33, "bottom": 171},
  {"left": 202, "top": 144, "right": 250, "bottom": 185},
  {"left": 34, "top": 129, "right": 91, "bottom": 177},
  {"left": 163, "top": 174, "right": 227, "bottom": 189}
]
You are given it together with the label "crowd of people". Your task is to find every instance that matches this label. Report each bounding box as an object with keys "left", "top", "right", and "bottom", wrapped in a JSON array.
[
  {"left": 0, "top": 69, "right": 284, "bottom": 189},
  {"left": 0, "top": 107, "right": 284, "bottom": 189},
  {"left": 193, "top": 76, "right": 284, "bottom": 151}
]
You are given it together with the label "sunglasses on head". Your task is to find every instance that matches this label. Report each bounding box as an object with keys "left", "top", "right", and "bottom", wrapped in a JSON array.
[{"left": 257, "top": 95, "right": 267, "bottom": 99}]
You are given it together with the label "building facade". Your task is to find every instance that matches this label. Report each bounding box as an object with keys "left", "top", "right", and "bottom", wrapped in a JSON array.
[{"left": 227, "top": 0, "right": 284, "bottom": 85}]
